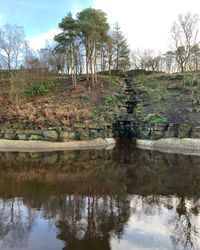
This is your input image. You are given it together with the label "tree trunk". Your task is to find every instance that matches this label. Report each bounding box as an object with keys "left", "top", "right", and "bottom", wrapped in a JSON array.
[
  {"left": 88, "top": 42, "right": 95, "bottom": 87},
  {"left": 101, "top": 46, "right": 103, "bottom": 71},
  {"left": 71, "top": 44, "right": 76, "bottom": 89},
  {"left": 86, "top": 44, "right": 89, "bottom": 82},
  {"left": 73, "top": 45, "right": 77, "bottom": 89},
  {"left": 116, "top": 42, "right": 119, "bottom": 71},
  {"left": 94, "top": 43, "right": 98, "bottom": 85},
  {"left": 90, "top": 55, "right": 94, "bottom": 87},
  {"left": 180, "top": 63, "right": 185, "bottom": 73},
  {"left": 108, "top": 54, "right": 112, "bottom": 76}
]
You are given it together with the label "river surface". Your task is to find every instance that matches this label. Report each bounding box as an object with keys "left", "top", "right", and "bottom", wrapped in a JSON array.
[{"left": 0, "top": 146, "right": 200, "bottom": 250}]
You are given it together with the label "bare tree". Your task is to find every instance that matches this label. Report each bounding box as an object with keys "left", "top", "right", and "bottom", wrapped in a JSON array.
[
  {"left": 131, "top": 49, "right": 146, "bottom": 70},
  {"left": 187, "top": 44, "right": 200, "bottom": 70},
  {"left": 0, "top": 24, "right": 26, "bottom": 70},
  {"left": 170, "top": 12, "right": 199, "bottom": 72},
  {"left": 131, "top": 49, "right": 161, "bottom": 72},
  {"left": 143, "top": 50, "right": 161, "bottom": 72},
  {"left": 162, "top": 51, "right": 176, "bottom": 73},
  {"left": 23, "top": 41, "right": 35, "bottom": 69}
]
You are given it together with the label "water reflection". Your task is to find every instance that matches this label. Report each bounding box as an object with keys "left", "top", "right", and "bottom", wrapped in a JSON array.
[{"left": 0, "top": 146, "right": 200, "bottom": 249}]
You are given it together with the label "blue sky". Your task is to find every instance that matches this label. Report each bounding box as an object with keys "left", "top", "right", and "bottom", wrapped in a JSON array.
[
  {"left": 0, "top": 0, "right": 93, "bottom": 37},
  {"left": 1, "top": 0, "right": 200, "bottom": 51}
]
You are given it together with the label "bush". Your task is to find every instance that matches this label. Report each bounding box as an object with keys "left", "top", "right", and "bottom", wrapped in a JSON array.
[
  {"left": 80, "top": 93, "right": 90, "bottom": 102},
  {"left": 23, "top": 81, "right": 55, "bottom": 97},
  {"left": 145, "top": 114, "right": 167, "bottom": 125},
  {"left": 93, "top": 95, "right": 120, "bottom": 116},
  {"left": 108, "top": 76, "right": 121, "bottom": 86},
  {"left": 136, "top": 74, "right": 149, "bottom": 85},
  {"left": 101, "top": 95, "right": 118, "bottom": 106}
]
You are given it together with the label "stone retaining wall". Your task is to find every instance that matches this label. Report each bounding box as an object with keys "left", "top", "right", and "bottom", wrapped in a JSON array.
[
  {"left": 1, "top": 122, "right": 200, "bottom": 142},
  {"left": 0, "top": 125, "right": 113, "bottom": 142},
  {"left": 137, "top": 122, "right": 200, "bottom": 140}
]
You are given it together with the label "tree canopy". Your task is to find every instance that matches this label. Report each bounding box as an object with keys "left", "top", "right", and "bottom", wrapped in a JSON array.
[{"left": 54, "top": 8, "right": 130, "bottom": 89}]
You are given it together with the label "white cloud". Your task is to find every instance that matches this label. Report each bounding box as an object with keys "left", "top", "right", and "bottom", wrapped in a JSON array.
[
  {"left": 28, "top": 0, "right": 200, "bottom": 52},
  {"left": 28, "top": 28, "right": 60, "bottom": 51},
  {"left": 94, "top": 0, "right": 200, "bottom": 52}
]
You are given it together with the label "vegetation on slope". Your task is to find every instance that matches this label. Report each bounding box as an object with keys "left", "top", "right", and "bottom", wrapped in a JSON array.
[
  {"left": 134, "top": 72, "right": 200, "bottom": 124},
  {"left": 0, "top": 72, "right": 124, "bottom": 129}
]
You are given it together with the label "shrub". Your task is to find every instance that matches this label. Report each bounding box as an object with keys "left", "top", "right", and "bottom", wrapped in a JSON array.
[
  {"left": 108, "top": 76, "right": 120, "bottom": 86},
  {"left": 94, "top": 95, "right": 120, "bottom": 116},
  {"left": 101, "top": 95, "right": 118, "bottom": 106},
  {"left": 145, "top": 114, "right": 167, "bottom": 125},
  {"left": 23, "top": 81, "right": 55, "bottom": 97},
  {"left": 80, "top": 93, "right": 90, "bottom": 103},
  {"left": 137, "top": 74, "right": 149, "bottom": 85}
]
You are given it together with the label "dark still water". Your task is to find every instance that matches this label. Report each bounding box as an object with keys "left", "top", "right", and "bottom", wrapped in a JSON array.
[{"left": 0, "top": 146, "right": 200, "bottom": 250}]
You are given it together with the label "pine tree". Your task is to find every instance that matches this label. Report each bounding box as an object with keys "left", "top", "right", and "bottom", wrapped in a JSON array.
[
  {"left": 112, "top": 23, "right": 130, "bottom": 72},
  {"left": 76, "top": 8, "right": 109, "bottom": 86},
  {"left": 54, "top": 12, "right": 77, "bottom": 88}
]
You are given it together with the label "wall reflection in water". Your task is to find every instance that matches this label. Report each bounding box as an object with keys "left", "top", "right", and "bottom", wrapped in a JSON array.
[{"left": 0, "top": 146, "right": 199, "bottom": 250}]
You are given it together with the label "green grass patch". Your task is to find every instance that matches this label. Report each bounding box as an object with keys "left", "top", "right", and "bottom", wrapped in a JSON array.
[
  {"left": 101, "top": 95, "right": 118, "bottom": 106},
  {"left": 145, "top": 114, "right": 167, "bottom": 125},
  {"left": 103, "top": 75, "right": 121, "bottom": 86},
  {"left": 23, "top": 81, "right": 56, "bottom": 97},
  {"left": 136, "top": 74, "right": 149, "bottom": 85},
  {"left": 94, "top": 94, "right": 122, "bottom": 117}
]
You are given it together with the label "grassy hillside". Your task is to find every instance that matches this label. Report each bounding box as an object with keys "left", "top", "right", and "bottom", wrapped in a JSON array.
[
  {"left": 0, "top": 73, "right": 124, "bottom": 129},
  {"left": 0, "top": 70, "right": 199, "bottom": 130},
  {"left": 134, "top": 72, "right": 200, "bottom": 124}
]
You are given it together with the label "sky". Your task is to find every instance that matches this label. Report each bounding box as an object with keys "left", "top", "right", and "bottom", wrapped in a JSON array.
[{"left": 0, "top": 0, "right": 200, "bottom": 52}]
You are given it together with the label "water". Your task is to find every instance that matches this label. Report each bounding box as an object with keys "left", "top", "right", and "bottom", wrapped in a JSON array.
[{"left": 0, "top": 146, "right": 199, "bottom": 250}]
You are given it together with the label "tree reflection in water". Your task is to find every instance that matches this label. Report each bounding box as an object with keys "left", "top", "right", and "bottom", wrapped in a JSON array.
[
  {"left": 129, "top": 195, "right": 200, "bottom": 250},
  {"left": 0, "top": 198, "right": 36, "bottom": 249},
  {"left": 55, "top": 195, "right": 130, "bottom": 250},
  {"left": 170, "top": 196, "right": 200, "bottom": 249},
  {"left": 0, "top": 146, "right": 199, "bottom": 249}
]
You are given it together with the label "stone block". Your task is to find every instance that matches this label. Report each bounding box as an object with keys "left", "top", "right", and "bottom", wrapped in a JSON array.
[
  {"left": 164, "top": 131, "right": 176, "bottom": 138},
  {"left": 138, "top": 130, "right": 150, "bottom": 139},
  {"left": 68, "top": 131, "right": 77, "bottom": 140},
  {"left": 59, "top": 131, "right": 69, "bottom": 142},
  {"left": 43, "top": 130, "right": 58, "bottom": 141},
  {"left": 150, "top": 131, "right": 163, "bottom": 140},
  {"left": 17, "top": 134, "right": 27, "bottom": 140},
  {"left": 98, "top": 129, "right": 106, "bottom": 139},
  {"left": 164, "top": 124, "right": 179, "bottom": 138},
  {"left": 29, "top": 134, "right": 44, "bottom": 140},
  {"left": 62, "top": 126, "right": 73, "bottom": 132},
  {"left": 4, "top": 133, "right": 16, "bottom": 140},
  {"left": 77, "top": 130, "right": 89, "bottom": 141},
  {"left": 107, "top": 127, "right": 113, "bottom": 138},
  {"left": 89, "top": 129, "right": 98, "bottom": 139},
  {"left": 178, "top": 124, "right": 192, "bottom": 138},
  {"left": 4, "top": 129, "right": 15, "bottom": 134},
  {"left": 191, "top": 132, "right": 200, "bottom": 138},
  {"left": 191, "top": 126, "right": 200, "bottom": 132},
  {"left": 153, "top": 124, "right": 166, "bottom": 132},
  {"left": 191, "top": 126, "right": 200, "bottom": 138}
]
